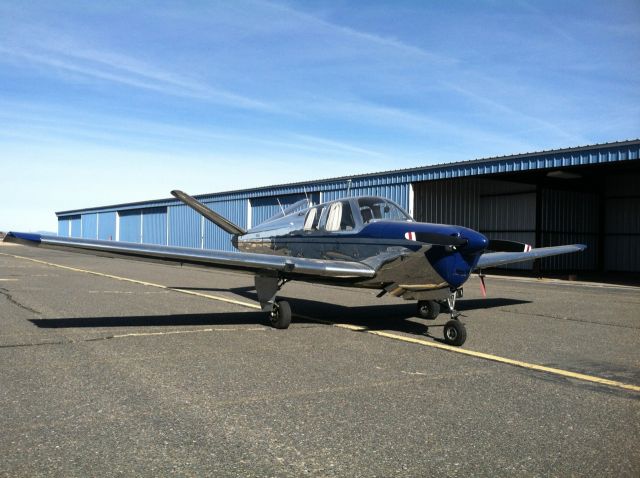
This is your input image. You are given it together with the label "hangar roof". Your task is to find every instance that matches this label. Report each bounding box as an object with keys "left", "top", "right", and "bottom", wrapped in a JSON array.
[{"left": 57, "top": 139, "right": 640, "bottom": 216}]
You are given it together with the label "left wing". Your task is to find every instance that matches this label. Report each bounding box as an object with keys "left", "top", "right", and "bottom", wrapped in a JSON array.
[
  {"left": 475, "top": 244, "right": 586, "bottom": 270},
  {"left": 3, "top": 232, "right": 375, "bottom": 279}
]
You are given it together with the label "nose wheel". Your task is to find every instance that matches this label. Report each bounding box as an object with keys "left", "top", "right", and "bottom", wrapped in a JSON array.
[{"left": 443, "top": 319, "right": 467, "bottom": 346}]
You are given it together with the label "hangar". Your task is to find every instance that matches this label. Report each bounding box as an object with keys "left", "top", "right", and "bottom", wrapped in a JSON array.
[{"left": 57, "top": 139, "right": 640, "bottom": 275}]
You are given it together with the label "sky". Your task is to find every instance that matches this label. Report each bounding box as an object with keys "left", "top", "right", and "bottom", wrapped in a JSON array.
[{"left": 1, "top": 0, "right": 639, "bottom": 232}]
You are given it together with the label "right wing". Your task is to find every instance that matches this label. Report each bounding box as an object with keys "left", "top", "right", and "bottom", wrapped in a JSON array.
[
  {"left": 475, "top": 244, "right": 586, "bottom": 270},
  {"left": 4, "top": 232, "right": 375, "bottom": 279}
]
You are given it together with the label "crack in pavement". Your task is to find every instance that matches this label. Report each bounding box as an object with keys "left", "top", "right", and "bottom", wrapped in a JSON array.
[
  {"left": 501, "top": 308, "right": 640, "bottom": 330},
  {"left": 0, "top": 287, "right": 41, "bottom": 316}
]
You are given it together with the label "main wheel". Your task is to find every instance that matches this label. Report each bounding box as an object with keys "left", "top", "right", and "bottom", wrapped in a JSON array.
[
  {"left": 443, "top": 320, "right": 467, "bottom": 346},
  {"left": 417, "top": 300, "right": 440, "bottom": 320},
  {"left": 270, "top": 301, "right": 292, "bottom": 329}
]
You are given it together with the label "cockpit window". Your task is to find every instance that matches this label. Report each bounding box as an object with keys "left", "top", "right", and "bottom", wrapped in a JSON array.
[
  {"left": 357, "top": 197, "right": 412, "bottom": 223},
  {"left": 323, "top": 200, "right": 356, "bottom": 232}
]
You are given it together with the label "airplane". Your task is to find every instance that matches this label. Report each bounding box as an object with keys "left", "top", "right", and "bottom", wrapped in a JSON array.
[{"left": 4, "top": 190, "right": 586, "bottom": 346}]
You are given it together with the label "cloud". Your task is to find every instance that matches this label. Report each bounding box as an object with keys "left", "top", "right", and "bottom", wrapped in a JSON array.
[{"left": 0, "top": 43, "right": 277, "bottom": 112}]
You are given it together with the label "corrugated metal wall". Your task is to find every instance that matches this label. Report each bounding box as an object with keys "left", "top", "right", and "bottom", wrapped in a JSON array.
[
  {"left": 479, "top": 180, "right": 536, "bottom": 270},
  {"left": 414, "top": 178, "right": 536, "bottom": 270},
  {"left": 250, "top": 193, "right": 307, "bottom": 227},
  {"left": 70, "top": 216, "right": 81, "bottom": 237},
  {"left": 81, "top": 213, "right": 97, "bottom": 239},
  {"left": 604, "top": 173, "right": 640, "bottom": 271},
  {"left": 540, "top": 189, "right": 599, "bottom": 270},
  {"left": 413, "top": 179, "right": 480, "bottom": 228},
  {"left": 142, "top": 207, "right": 167, "bottom": 245},
  {"left": 203, "top": 199, "right": 247, "bottom": 252},
  {"left": 168, "top": 204, "right": 202, "bottom": 248},
  {"left": 250, "top": 192, "right": 321, "bottom": 227},
  {"left": 118, "top": 210, "right": 141, "bottom": 243},
  {"left": 58, "top": 217, "right": 69, "bottom": 236},
  {"left": 322, "top": 184, "right": 409, "bottom": 210},
  {"left": 97, "top": 212, "right": 116, "bottom": 241}
]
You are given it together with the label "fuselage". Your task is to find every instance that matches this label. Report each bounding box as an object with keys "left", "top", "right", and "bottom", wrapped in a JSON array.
[{"left": 235, "top": 196, "right": 488, "bottom": 294}]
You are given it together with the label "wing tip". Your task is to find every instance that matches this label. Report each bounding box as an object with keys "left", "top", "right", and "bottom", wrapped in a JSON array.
[{"left": 4, "top": 231, "right": 43, "bottom": 244}]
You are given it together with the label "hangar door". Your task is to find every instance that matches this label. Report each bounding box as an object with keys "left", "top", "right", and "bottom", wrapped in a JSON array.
[
  {"left": 98, "top": 212, "right": 116, "bottom": 241},
  {"left": 118, "top": 210, "right": 141, "bottom": 243},
  {"left": 142, "top": 207, "right": 167, "bottom": 245},
  {"left": 57, "top": 215, "right": 81, "bottom": 237},
  {"left": 605, "top": 173, "right": 640, "bottom": 272},
  {"left": 413, "top": 177, "right": 600, "bottom": 272}
]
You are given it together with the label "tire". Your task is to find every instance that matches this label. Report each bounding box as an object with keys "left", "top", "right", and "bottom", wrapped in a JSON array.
[
  {"left": 270, "top": 301, "right": 292, "bottom": 329},
  {"left": 443, "top": 320, "right": 467, "bottom": 346},
  {"left": 417, "top": 300, "right": 440, "bottom": 320}
]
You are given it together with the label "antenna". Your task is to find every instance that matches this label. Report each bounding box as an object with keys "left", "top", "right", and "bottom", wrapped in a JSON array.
[
  {"left": 303, "top": 186, "right": 310, "bottom": 206},
  {"left": 276, "top": 198, "right": 285, "bottom": 215}
]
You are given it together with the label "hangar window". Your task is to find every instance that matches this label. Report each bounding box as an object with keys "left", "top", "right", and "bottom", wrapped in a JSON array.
[
  {"left": 324, "top": 201, "right": 356, "bottom": 232},
  {"left": 358, "top": 197, "right": 412, "bottom": 223}
]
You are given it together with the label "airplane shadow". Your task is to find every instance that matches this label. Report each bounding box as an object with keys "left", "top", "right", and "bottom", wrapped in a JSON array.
[{"left": 29, "top": 295, "right": 530, "bottom": 337}]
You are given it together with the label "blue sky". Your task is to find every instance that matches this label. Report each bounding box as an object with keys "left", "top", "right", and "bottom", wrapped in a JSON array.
[{"left": 1, "top": 0, "right": 638, "bottom": 231}]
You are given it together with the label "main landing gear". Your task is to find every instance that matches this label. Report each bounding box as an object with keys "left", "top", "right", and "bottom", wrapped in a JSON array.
[
  {"left": 417, "top": 290, "right": 467, "bottom": 346},
  {"left": 255, "top": 275, "right": 292, "bottom": 329},
  {"left": 269, "top": 300, "right": 292, "bottom": 329}
]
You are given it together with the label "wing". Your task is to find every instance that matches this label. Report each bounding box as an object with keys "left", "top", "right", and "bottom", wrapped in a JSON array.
[
  {"left": 4, "top": 232, "right": 375, "bottom": 279},
  {"left": 475, "top": 244, "right": 586, "bottom": 270}
]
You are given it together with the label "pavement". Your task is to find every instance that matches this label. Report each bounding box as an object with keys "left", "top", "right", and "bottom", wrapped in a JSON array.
[{"left": 0, "top": 242, "right": 639, "bottom": 477}]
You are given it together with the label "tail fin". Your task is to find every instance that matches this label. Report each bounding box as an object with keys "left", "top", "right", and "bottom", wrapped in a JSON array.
[{"left": 171, "top": 190, "right": 247, "bottom": 235}]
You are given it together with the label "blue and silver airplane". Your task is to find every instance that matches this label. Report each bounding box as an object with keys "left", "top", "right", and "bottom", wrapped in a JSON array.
[{"left": 5, "top": 190, "right": 586, "bottom": 346}]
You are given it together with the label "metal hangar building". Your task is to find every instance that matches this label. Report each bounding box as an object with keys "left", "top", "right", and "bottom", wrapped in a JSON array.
[{"left": 57, "top": 139, "right": 640, "bottom": 274}]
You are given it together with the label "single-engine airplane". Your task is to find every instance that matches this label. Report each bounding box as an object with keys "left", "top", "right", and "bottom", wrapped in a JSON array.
[{"left": 5, "top": 191, "right": 586, "bottom": 346}]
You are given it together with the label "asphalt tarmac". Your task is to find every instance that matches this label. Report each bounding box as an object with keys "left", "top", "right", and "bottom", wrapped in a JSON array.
[{"left": 1, "top": 242, "right": 639, "bottom": 477}]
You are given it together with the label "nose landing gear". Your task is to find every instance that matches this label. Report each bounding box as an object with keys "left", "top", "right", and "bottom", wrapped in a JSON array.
[{"left": 417, "top": 289, "right": 467, "bottom": 346}]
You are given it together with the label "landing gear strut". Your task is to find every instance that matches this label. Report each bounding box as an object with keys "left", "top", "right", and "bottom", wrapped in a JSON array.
[{"left": 255, "top": 275, "right": 292, "bottom": 329}]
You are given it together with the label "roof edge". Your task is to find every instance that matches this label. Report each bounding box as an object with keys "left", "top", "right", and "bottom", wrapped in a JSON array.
[{"left": 57, "top": 138, "right": 640, "bottom": 216}]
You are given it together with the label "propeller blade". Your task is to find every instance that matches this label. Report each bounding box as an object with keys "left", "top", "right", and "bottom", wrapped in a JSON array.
[
  {"left": 415, "top": 232, "right": 468, "bottom": 247},
  {"left": 479, "top": 273, "right": 487, "bottom": 297},
  {"left": 487, "top": 239, "right": 532, "bottom": 253}
]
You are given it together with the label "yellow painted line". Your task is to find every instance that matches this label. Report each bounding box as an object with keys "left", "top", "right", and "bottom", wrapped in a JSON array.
[
  {"left": 0, "top": 252, "right": 261, "bottom": 310},
  {"left": 366, "top": 330, "right": 640, "bottom": 393},
  {"left": 3, "top": 252, "right": 639, "bottom": 393},
  {"left": 292, "top": 317, "right": 640, "bottom": 393}
]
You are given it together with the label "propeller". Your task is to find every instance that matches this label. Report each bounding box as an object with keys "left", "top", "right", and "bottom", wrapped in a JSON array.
[
  {"left": 476, "top": 240, "right": 533, "bottom": 296},
  {"left": 415, "top": 232, "right": 468, "bottom": 247}
]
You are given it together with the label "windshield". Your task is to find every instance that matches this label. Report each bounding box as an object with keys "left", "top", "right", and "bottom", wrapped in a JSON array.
[{"left": 357, "top": 197, "right": 412, "bottom": 223}]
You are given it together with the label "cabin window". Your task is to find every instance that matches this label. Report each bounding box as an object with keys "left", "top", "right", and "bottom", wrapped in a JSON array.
[
  {"left": 303, "top": 206, "right": 324, "bottom": 231},
  {"left": 324, "top": 201, "right": 355, "bottom": 232}
]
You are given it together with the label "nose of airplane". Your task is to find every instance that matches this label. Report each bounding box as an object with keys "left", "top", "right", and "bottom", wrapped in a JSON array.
[{"left": 461, "top": 228, "right": 489, "bottom": 252}]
